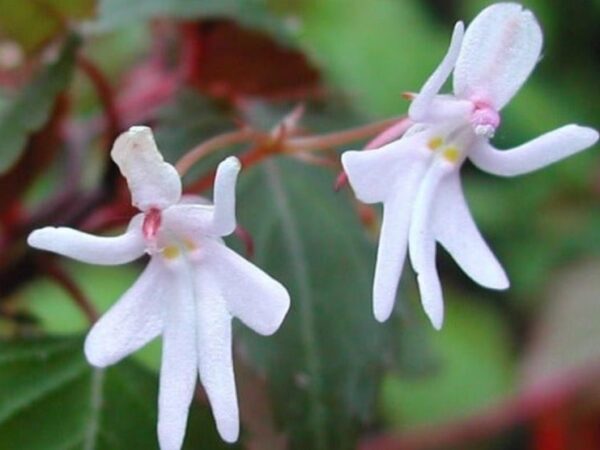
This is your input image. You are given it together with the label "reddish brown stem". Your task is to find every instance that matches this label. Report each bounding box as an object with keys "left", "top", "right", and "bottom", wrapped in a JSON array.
[
  {"left": 287, "top": 117, "right": 403, "bottom": 153},
  {"left": 175, "top": 127, "right": 257, "bottom": 176},
  {"left": 234, "top": 224, "right": 255, "bottom": 259},
  {"left": 77, "top": 55, "right": 121, "bottom": 143},
  {"left": 186, "top": 142, "right": 270, "bottom": 193},
  {"left": 42, "top": 261, "right": 99, "bottom": 324},
  {"left": 359, "top": 362, "right": 600, "bottom": 450}
]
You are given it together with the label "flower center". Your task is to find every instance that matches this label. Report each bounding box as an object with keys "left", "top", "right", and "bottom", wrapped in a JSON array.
[
  {"left": 470, "top": 101, "right": 500, "bottom": 138},
  {"left": 142, "top": 208, "right": 162, "bottom": 240}
]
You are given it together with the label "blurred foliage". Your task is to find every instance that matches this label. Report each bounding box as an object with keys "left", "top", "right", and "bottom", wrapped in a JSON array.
[
  {"left": 0, "top": 36, "right": 77, "bottom": 174},
  {"left": 0, "top": 0, "right": 599, "bottom": 449},
  {"left": 0, "top": 0, "right": 93, "bottom": 53},
  {"left": 0, "top": 337, "right": 235, "bottom": 449}
]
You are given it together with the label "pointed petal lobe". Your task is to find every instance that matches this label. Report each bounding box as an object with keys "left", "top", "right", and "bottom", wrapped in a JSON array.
[
  {"left": 409, "top": 21, "right": 464, "bottom": 121},
  {"left": 199, "top": 239, "right": 289, "bottom": 336},
  {"left": 84, "top": 258, "right": 166, "bottom": 367},
  {"left": 211, "top": 156, "right": 241, "bottom": 236},
  {"left": 27, "top": 216, "right": 145, "bottom": 265},
  {"left": 372, "top": 155, "right": 430, "bottom": 322},
  {"left": 432, "top": 174, "right": 508, "bottom": 289},
  {"left": 341, "top": 134, "right": 428, "bottom": 204},
  {"left": 157, "top": 260, "right": 197, "bottom": 450},
  {"left": 195, "top": 268, "right": 239, "bottom": 443},
  {"left": 112, "top": 126, "right": 182, "bottom": 211},
  {"left": 453, "top": 3, "right": 543, "bottom": 109},
  {"left": 409, "top": 160, "right": 453, "bottom": 329},
  {"left": 469, "top": 125, "right": 599, "bottom": 177}
]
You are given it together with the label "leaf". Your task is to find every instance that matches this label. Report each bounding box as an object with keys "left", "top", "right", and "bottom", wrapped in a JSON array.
[
  {"left": 0, "top": 36, "right": 78, "bottom": 175},
  {"left": 234, "top": 157, "right": 390, "bottom": 450},
  {"left": 287, "top": 0, "right": 450, "bottom": 116},
  {"left": 0, "top": 335, "right": 237, "bottom": 449},
  {"left": 380, "top": 294, "right": 514, "bottom": 428},
  {"left": 182, "top": 20, "right": 321, "bottom": 100},
  {"left": 0, "top": 0, "right": 94, "bottom": 53}
]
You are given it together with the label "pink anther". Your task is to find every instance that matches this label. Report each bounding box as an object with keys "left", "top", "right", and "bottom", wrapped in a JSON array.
[
  {"left": 471, "top": 100, "right": 501, "bottom": 130},
  {"left": 142, "top": 208, "right": 162, "bottom": 240}
]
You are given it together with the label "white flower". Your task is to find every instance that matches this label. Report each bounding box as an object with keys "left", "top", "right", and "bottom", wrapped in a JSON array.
[
  {"left": 28, "top": 126, "right": 290, "bottom": 449},
  {"left": 341, "top": 3, "right": 599, "bottom": 330}
]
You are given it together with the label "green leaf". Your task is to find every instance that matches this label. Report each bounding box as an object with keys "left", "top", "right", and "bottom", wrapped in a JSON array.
[
  {"left": 0, "top": 336, "right": 236, "bottom": 449},
  {"left": 288, "top": 0, "right": 450, "bottom": 117},
  {"left": 381, "top": 294, "right": 514, "bottom": 428},
  {"left": 234, "top": 158, "right": 390, "bottom": 450},
  {"left": 0, "top": 36, "right": 78, "bottom": 175},
  {"left": 0, "top": 0, "right": 94, "bottom": 53}
]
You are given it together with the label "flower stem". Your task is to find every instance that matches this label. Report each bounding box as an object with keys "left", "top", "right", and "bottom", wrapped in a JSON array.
[
  {"left": 42, "top": 261, "right": 99, "bottom": 324},
  {"left": 286, "top": 117, "right": 403, "bottom": 153},
  {"left": 77, "top": 55, "right": 121, "bottom": 144},
  {"left": 175, "top": 127, "right": 258, "bottom": 177}
]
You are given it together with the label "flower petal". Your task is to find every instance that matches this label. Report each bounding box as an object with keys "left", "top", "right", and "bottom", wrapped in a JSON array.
[
  {"left": 372, "top": 154, "right": 430, "bottom": 322},
  {"left": 409, "top": 21, "right": 464, "bottom": 122},
  {"left": 341, "top": 134, "right": 428, "bottom": 204},
  {"left": 211, "top": 156, "right": 241, "bottom": 236},
  {"left": 469, "top": 125, "right": 599, "bottom": 177},
  {"left": 111, "top": 126, "right": 182, "bottom": 211},
  {"left": 157, "top": 260, "right": 197, "bottom": 450},
  {"left": 84, "top": 258, "right": 166, "bottom": 367},
  {"left": 432, "top": 174, "right": 509, "bottom": 289},
  {"left": 162, "top": 157, "right": 242, "bottom": 238},
  {"left": 199, "top": 239, "right": 289, "bottom": 336},
  {"left": 194, "top": 268, "right": 239, "bottom": 443},
  {"left": 453, "top": 3, "right": 543, "bottom": 110},
  {"left": 409, "top": 160, "right": 453, "bottom": 329},
  {"left": 27, "top": 215, "right": 145, "bottom": 265}
]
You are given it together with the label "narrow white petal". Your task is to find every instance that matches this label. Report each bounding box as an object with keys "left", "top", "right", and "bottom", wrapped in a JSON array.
[
  {"left": 372, "top": 155, "right": 430, "bottom": 322},
  {"left": 409, "top": 21, "right": 464, "bottom": 121},
  {"left": 469, "top": 125, "right": 599, "bottom": 177},
  {"left": 194, "top": 268, "right": 239, "bottom": 443},
  {"left": 84, "top": 258, "right": 166, "bottom": 367},
  {"left": 157, "top": 261, "right": 197, "bottom": 450},
  {"left": 27, "top": 215, "right": 145, "bottom": 265},
  {"left": 211, "top": 156, "right": 241, "bottom": 236},
  {"left": 112, "top": 126, "right": 182, "bottom": 211},
  {"left": 162, "top": 204, "right": 216, "bottom": 237},
  {"left": 453, "top": 3, "right": 543, "bottom": 109},
  {"left": 341, "top": 134, "right": 428, "bottom": 204},
  {"left": 409, "top": 160, "right": 453, "bottom": 329},
  {"left": 199, "top": 239, "right": 289, "bottom": 336},
  {"left": 162, "top": 157, "right": 242, "bottom": 238},
  {"left": 432, "top": 174, "right": 509, "bottom": 289}
]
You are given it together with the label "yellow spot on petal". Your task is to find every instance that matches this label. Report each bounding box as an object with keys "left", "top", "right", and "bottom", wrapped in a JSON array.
[
  {"left": 163, "top": 245, "right": 180, "bottom": 260},
  {"left": 427, "top": 136, "right": 443, "bottom": 151},
  {"left": 443, "top": 146, "right": 460, "bottom": 163}
]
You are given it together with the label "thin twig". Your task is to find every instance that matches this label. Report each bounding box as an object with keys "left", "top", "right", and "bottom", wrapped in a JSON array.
[
  {"left": 77, "top": 55, "right": 121, "bottom": 144},
  {"left": 359, "top": 361, "right": 600, "bottom": 450},
  {"left": 42, "top": 261, "right": 99, "bottom": 324},
  {"left": 175, "top": 127, "right": 258, "bottom": 176},
  {"left": 286, "top": 117, "right": 403, "bottom": 153}
]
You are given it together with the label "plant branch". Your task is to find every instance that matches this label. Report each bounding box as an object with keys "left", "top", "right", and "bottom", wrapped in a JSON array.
[
  {"left": 41, "top": 260, "right": 99, "bottom": 324},
  {"left": 359, "top": 362, "right": 600, "bottom": 450},
  {"left": 286, "top": 117, "right": 403, "bottom": 153},
  {"left": 175, "top": 127, "right": 258, "bottom": 176},
  {"left": 77, "top": 55, "right": 121, "bottom": 144}
]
